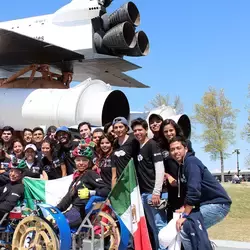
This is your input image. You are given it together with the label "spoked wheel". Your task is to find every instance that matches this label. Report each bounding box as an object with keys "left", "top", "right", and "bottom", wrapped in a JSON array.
[
  {"left": 11, "top": 216, "right": 59, "bottom": 250},
  {"left": 94, "top": 211, "right": 120, "bottom": 250}
]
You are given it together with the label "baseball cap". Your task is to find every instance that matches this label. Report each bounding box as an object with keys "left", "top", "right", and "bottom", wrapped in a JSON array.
[
  {"left": 24, "top": 144, "right": 37, "bottom": 152},
  {"left": 148, "top": 114, "right": 163, "bottom": 123},
  {"left": 112, "top": 117, "right": 129, "bottom": 126},
  {"left": 55, "top": 126, "right": 71, "bottom": 138}
]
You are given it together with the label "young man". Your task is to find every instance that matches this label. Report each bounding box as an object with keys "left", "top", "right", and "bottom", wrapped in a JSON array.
[
  {"left": 91, "top": 128, "right": 104, "bottom": 166},
  {"left": 78, "top": 122, "right": 92, "bottom": 140},
  {"left": 1, "top": 126, "right": 14, "bottom": 154},
  {"left": 168, "top": 136, "right": 231, "bottom": 249},
  {"left": 92, "top": 128, "right": 104, "bottom": 145},
  {"left": 55, "top": 126, "right": 79, "bottom": 175},
  {"left": 131, "top": 118, "right": 167, "bottom": 250},
  {"left": 111, "top": 117, "right": 138, "bottom": 187},
  {"left": 32, "top": 127, "right": 45, "bottom": 152}
]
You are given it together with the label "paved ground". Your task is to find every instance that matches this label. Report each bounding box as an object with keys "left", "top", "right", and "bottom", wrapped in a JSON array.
[
  {"left": 214, "top": 240, "right": 250, "bottom": 250},
  {"left": 218, "top": 248, "right": 249, "bottom": 250}
]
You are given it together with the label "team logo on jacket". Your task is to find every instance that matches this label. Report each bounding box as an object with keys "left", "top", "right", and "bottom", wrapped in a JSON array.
[
  {"left": 44, "top": 165, "right": 51, "bottom": 172},
  {"left": 114, "top": 150, "right": 126, "bottom": 157},
  {"left": 32, "top": 167, "right": 40, "bottom": 173},
  {"left": 161, "top": 150, "right": 169, "bottom": 158},
  {"left": 137, "top": 154, "right": 143, "bottom": 161},
  {"left": 197, "top": 220, "right": 203, "bottom": 231}
]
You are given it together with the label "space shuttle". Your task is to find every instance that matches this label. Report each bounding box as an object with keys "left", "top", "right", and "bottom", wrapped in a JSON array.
[{"left": 0, "top": 0, "right": 150, "bottom": 130}]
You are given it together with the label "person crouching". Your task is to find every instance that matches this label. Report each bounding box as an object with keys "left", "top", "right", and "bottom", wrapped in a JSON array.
[{"left": 56, "top": 143, "right": 110, "bottom": 228}]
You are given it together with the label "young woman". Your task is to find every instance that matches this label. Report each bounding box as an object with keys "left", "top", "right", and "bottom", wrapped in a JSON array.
[
  {"left": 56, "top": 143, "right": 110, "bottom": 228},
  {"left": 10, "top": 139, "right": 25, "bottom": 163},
  {"left": 159, "top": 119, "right": 194, "bottom": 221},
  {"left": 0, "top": 139, "right": 25, "bottom": 186},
  {"left": 39, "top": 139, "right": 67, "bottom": 180},
  {"left": 96, "top": 134, "right": 114, "bottom": 188},
  {"left": 23, "top": 144, "right": 47, "bottom": 179}
]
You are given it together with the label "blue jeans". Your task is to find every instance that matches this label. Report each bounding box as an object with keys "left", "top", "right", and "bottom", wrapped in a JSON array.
[
  {"left": 141, "top": 193, "right": 168, "bottom": 250},
  {"left": 180, "top": 203, "right": 230, "bottom": 250}
]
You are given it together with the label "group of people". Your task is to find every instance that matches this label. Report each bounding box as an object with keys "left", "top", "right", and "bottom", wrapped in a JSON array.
[{"left": 0, "top": 114, "right": 232, "bottom": 250}]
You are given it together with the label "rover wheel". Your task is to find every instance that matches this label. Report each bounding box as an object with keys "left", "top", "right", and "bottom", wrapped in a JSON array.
[
  {"left": 94, "top": 211, "right": 120, "bottom": 250},
  {"left": 12, "top": 216, "right": 59, "bottom": 250}
]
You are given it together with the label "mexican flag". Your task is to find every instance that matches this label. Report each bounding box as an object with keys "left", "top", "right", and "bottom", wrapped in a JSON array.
[
  {"left": 23, "top": 175, "right": 73, "bottom": 209},
  {"left": 109, "top": 159, "right": 152, "bottom": 250}
]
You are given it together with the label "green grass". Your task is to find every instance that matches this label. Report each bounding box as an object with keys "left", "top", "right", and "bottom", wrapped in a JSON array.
[{"left": 208, "top": 183, "right": 250, "bottom": 242}]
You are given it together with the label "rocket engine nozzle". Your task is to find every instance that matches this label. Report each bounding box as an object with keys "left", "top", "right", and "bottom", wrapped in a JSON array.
[
  {"left": 102, "top": 21, "right": 136, "bottom": 49},
  {"left": 108, "top": 1, "right": 140, "bottom": 28},
  {"left": 93, "top": 1, "right": 149, "bottom": 57},
  {"left": 116, "top": 31, "right": 149, "bottom": 56}
]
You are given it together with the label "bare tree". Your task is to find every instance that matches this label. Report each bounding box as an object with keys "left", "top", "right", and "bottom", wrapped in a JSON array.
[{"left": 145, "top": 93, "right": 183, "bottom": 114}]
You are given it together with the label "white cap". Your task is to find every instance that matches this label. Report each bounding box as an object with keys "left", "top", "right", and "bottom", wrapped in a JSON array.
[{"left": 24, "top": 144, "right": 37, "bottom": 152}]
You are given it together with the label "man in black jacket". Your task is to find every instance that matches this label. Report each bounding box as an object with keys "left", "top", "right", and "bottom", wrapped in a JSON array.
[
  {"left": 55, "top": 126, "right": 79, "bottom": 175},
  {"left": 0, "top": 162, "right": 26, "bottom": 221},
  {"left": 168, "top": 136, "right": 231, "bottom": 250}
]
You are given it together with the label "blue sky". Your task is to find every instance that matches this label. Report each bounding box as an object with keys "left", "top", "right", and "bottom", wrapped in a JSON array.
[{"left": 1, "top": 0, "right": 250, "bottom": 172}]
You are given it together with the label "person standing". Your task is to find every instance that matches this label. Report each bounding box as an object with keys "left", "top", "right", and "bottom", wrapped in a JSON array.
[
  {"left": 111, "top": 117, "right": 138, "bottom": 187},
  {"left": 131, "top": 118, "right": 167, "bottom": 250}
]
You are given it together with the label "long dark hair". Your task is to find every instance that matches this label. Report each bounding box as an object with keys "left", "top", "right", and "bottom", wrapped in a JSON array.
[
  {"left": 98, "top": 133, "right": 115, "bottom": 157},
  {"left": 159, "top": 119, "right": 184, "bottom": 150},
  {"left": 41, "top": 138, "right": 55, "bottom": 157}
]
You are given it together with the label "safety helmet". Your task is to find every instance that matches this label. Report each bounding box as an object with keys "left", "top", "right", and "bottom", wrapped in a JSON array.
[
  {"left": 72, "top": 143, "right": 93, "bottom": 159},
  {"left": 11, "top": 160, "right": 27, "bottom": 172}
]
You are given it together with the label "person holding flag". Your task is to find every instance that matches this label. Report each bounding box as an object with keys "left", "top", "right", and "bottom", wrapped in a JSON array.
[{"left": 131, "top": 118, "right": 168, "bottom": 250}]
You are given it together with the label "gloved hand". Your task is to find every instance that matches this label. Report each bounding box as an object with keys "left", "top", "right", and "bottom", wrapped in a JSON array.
[{"left": 78, "top": 187, "right": 90, "bottom": 199}]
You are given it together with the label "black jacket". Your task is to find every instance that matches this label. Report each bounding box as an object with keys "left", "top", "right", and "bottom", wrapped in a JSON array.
[
  {"left": 23, "top": 159, "right": 42, "bottom": 179},
  {"left": 57, "top": 170, "right": 110, "bottom": 212},
  {"left": 0, "top": 181, "right": 24, "bottom": 213},
  {"left": 183, "top": 210, "right": 213, "bottom": 250},
  {"left": 56, "top": 141, "right": 79, "bottom": 175},
  {"left": 180, "top": 152, "right": 232, "bottom": 207}
]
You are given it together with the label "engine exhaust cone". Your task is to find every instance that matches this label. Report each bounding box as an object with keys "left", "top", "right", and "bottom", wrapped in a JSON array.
[
  {"left": 109, "top": 1, "right": 140, "bottom": 28},
  {"left": 103, "top": 22, "right": 136, "bottom": 49},
  {"left": 94, "top": 30, "right": 112, "bottom": 55},
  {"left": 117, "top": 31, "right": 150, "bottom": 56}
]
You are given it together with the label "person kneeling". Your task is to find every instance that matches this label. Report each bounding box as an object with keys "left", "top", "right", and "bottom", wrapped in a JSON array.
[
  {"left": 162, "top": 136, "right": 231, "bottom": 250},
  {"left": 56, "top": 143, "right": 110, "bottom": 228}
]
